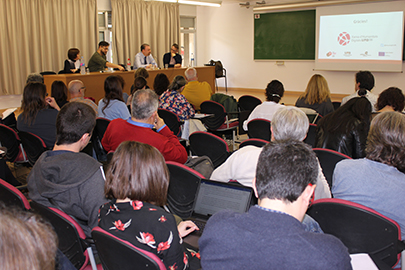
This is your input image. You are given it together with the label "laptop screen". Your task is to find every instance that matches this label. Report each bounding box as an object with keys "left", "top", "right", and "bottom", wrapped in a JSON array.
[{"left": 192, "top": 179, "right": 254, "bottom": 218}]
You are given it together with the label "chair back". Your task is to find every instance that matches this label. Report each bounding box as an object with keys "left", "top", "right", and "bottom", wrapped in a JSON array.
[
  {"left": 307, "top": 198, "right": 402, "bottom": 267},
  {"left": 332, "top": 101, "right": 341, "bottom": 110},
  {"left": 200, "top": 100, "right": 227, "bottom": 130},
  {"left": 166, "top": 161, "right": 203, "bottom": 219},
  {"left": 92, "top": 226, "right": 166, "bottom": 270},
  {"left": 0, "top": 124, "right": 26, "bottom": 163},
  {"left": 238, "top": 95, "right": 262, "bottom": 112},
  {"left": 313, "top": 148, "right": 351, "bottom": 188},
  {"left": 40, "top": 71, "right": 57, "bottom": 76},
  {"left": 247, "top": 118, "right": 271, "bottom": 141},
  {"left": 18, "top": 131, "right": 47, "bottom": 166},
  {"left": 0, "top": 179, "right": 30, "bottom": 210},
  {"left": 303, "top": 123, "right": 317, "bottom": 148},
  {"left": 158, "top": 108, "right": 182, "bottom": 136},
  {"left": 189, "top": 131, "right": 231, "bottom": 168},
  {"left": 239, "top": 138, "right": 269, "bottom": 149},
  {"left": 92, "top": 118, "right": 111, "bottom": 161},
  {"left": 30, "top": 201, "right": 91, "bottom": 270}
]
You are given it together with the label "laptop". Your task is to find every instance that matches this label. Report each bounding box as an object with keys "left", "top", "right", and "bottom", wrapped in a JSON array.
[{"left": 184, "top": 179, "right": 256, "bottom": 248}]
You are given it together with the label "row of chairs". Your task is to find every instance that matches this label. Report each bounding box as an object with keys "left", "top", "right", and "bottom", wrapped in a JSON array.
[
  {"left": 0, "top": 178, "right": 166, "bottom": 270},
  {"left": 159, "top": 160, "right": 405, "bottom": 269},
  {"left": 0, "top": 124, "right": 47, "bottom": 167}
]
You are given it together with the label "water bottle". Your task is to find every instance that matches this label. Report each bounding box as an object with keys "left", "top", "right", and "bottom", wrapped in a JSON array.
[
  {"left": 127, "top": 58, "right": 131, "bottom": 71},
  {"left": 190, "top": 53, "right": 195, "bottom": 67},
  {"left": 80, "top": 63, "right": 85, "bottom": 75}
]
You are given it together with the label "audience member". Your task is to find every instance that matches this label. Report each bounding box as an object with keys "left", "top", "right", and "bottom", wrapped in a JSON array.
[
  {"left": 27, "top": 102, "right": 108, "bottom": 237},
  {"left": 315, "top": 97, "right": 371, "bottom": 158},
  {"left": 88, "top": 41, "right": 124, "bottom": 72},
  {"left": 102, "top": 89, "right": 188, "bottom": 164},
  {"left": 127, "top": 76, "right": 148, "bottom": 106},
  {"left": 341, "top": 71, "right": 378, "bottom": 111},
  {"left": 51, "top": 80, "right": 69, "bottom": 108},
  {"left": 159, "top": 75, "right": 195, "bottom": 121},
  {"left": 182, "top": 67, "right": 212, "bottom": 110},
  {"left": 211, "top": 106, "right": 331, "bottom": 200},
  {"left": 200, "top": 141, "right": 351, "bottom": 269},
  {"left": 63, "top": 48, "right": 80, "bottom": 73},
  {"left": 99, "top": 141, "right": 200, "bottom": 270},
  {"left": 130, "top": 68, "right": 150, "bottom": 93},
  {"left": 134, "top": 43, "right": 157, "bottom": 69},
  {"left": 68, "top": 80, "right": 98, "bottom": 116},
  {"left": 163, "top": 43, "right": 182, "bottom": 68},
  {"left": 243, "top": 80, "right": 285, "bottom": 131},
  {"left": 295, "top": 74, "right": 334, "bottom": 116},
  {"left": 26, "top": 73, "right": 44, "bottom": 84},
  {"left": 153, "top": 73, "right": 170, "bottom": 96},
  {"left": 333, "top": 111, "right": 405, "bottom": 241},
  {"left": 0, "top": 207, "right": 58, "bottom": 270},
  {"left": 98, "top": 75, "right": 130, "bottom": 120},
  {"left": 17, "top": 82, "right": 60, "bottom": 148},
  {"left": 376, "top": 87, "right": 404, "bottom": 113}
]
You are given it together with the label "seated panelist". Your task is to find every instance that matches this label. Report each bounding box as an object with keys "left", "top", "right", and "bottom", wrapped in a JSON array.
[
  {"left": 163, "top": 43, "right": 182, "bottom": 68},
  {"left": 63, "top": 48, "right": 81, "bottom": 73}
]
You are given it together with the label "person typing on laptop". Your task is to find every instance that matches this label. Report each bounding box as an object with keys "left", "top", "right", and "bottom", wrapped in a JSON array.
[{"left": 199, "top": 141, "right": 352, "bottom": 269}]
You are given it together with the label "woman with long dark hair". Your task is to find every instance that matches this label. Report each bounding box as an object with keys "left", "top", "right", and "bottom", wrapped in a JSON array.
[
  {"left": 17, "top": 82, "right": 60, "bottom": 148},
  {"left": 51, "top": 80, "right": 69, "bottom": 108},
  {"left": 98, "top": 75, "right": 130, "bottom": 120},
  {"left": 98, "top": 141, "right": 200, "bottom": 269},
  {"left": 315, "top": 97, "right": 372, "bottom": 158}
]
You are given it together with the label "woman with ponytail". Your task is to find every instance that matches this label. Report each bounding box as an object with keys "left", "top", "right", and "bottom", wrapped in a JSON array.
[{"left": 243, "top": 80, "right": 285, "bottom": 131}]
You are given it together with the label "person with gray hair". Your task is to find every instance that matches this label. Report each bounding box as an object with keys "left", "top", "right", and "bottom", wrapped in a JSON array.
[
  {"left": 68, "top": 80, "right": 98, "bottom": 116},
  {"left": 182, "top": 67, "right": 212, "bottom": 110},
  {"left": 101, "top": 89, "right": 188, "bottom": 164},
  {"left": 26, "top": 73, "right": 44, "bottom": 84},
  {"left": 211, "top": 106, "right": 331, "bottom": 200}
]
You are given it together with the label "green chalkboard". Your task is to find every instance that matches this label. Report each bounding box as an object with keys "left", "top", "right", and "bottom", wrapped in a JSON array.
[{"left": 254, "top": 10, "right": 316, "bottom": 60}]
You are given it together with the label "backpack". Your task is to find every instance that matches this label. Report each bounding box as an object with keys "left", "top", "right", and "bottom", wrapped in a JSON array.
[
  {"left": 184, "top": 156, "right": 214, "bottom": 179},
  {"left": 209, "top": 60, "right": 224, "bottom": 77}
]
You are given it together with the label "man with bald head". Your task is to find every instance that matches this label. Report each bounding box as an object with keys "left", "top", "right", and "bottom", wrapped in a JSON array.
[
  {"left": 182, "top": 67, "right": 212, "bottom": 110},
  {"left": 68, "top": 80, "right": 98, "bottom": 116}
]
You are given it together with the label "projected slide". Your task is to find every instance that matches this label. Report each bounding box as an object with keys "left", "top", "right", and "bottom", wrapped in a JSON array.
[{"left": 318, "top": 11, "right": 403, "bottom": 62}]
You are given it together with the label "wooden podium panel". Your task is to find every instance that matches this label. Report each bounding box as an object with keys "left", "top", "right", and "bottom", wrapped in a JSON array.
[{"left": 44, "top": 66, "right": 215, "bottom": 103}]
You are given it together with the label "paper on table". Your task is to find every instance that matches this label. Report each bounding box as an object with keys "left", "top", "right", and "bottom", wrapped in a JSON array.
[
  {"left": 2, "top": 108, "right": 17, "bottom": 119},
  {"left": 350, "top": 253, "right": 378, "bottom": 270}
]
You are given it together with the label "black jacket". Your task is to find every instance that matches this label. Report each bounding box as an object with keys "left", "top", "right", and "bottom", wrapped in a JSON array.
[
  {"left": 163, "top": 52, "right": 182, "bottom": 68},
  {"left": 315, "top": 119, "right": 369, "bottom": 159}
]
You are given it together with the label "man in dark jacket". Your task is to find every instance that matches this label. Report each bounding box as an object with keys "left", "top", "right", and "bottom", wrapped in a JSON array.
[
  {"left": 163, "top": 43, "right": 182, "bottom": 68},
  {"left": 27, "top": 102, "right": 108, "bottom": 237}
]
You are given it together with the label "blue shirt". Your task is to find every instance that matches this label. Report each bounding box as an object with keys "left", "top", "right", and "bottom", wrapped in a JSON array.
[{"left": 134, "top": 52, "right": 157, "bottom": 69}]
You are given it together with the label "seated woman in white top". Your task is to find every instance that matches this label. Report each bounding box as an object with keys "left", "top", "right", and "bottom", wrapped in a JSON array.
[
  {"left": 98, "top": 75, "right": 130, "bottom": 120},
  {"left": 243, "top": 80, "right": 285, "bottom": 131}
]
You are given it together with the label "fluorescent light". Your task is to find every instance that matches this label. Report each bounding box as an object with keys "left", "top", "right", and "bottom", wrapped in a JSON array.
[
  {"left": 253, "top": 0, "right": 385, "bottom": 11},
  {"left": 178, "top": 0, "right": 221, "bottom": 7},
  {"left": 155, "top": 0, "right": 178, "bottom": 3}
]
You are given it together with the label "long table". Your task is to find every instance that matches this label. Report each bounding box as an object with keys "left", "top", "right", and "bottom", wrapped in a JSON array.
[{"left": 44, "top": 66, "right": 216, "bottom": 103}]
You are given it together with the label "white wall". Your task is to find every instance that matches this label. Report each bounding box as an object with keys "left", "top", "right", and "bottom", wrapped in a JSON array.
[{"left": 196, "top": 2, "right": 405, "bottom": 95}]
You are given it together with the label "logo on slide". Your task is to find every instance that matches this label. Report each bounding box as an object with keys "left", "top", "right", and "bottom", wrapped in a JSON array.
[{"left": 338, "top": 32, "right": 350, "bottom": 46}]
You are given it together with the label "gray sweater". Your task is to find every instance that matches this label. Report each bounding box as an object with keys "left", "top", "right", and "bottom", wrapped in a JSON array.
[{"left": 27, "top": 150, "right": 108, "bottom": 237}]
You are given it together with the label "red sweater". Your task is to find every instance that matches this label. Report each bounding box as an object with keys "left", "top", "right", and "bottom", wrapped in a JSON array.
[{"left": 101, "top": 118, "right": 188, "bottom": 164}]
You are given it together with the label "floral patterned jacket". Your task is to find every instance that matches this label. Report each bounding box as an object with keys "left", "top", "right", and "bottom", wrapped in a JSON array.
[
  {"left": 159, "top": 90, "right": 195, "bottom": 122},
  {"left": 98, "top": 200, "right": 193, "bottom": 270}
]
